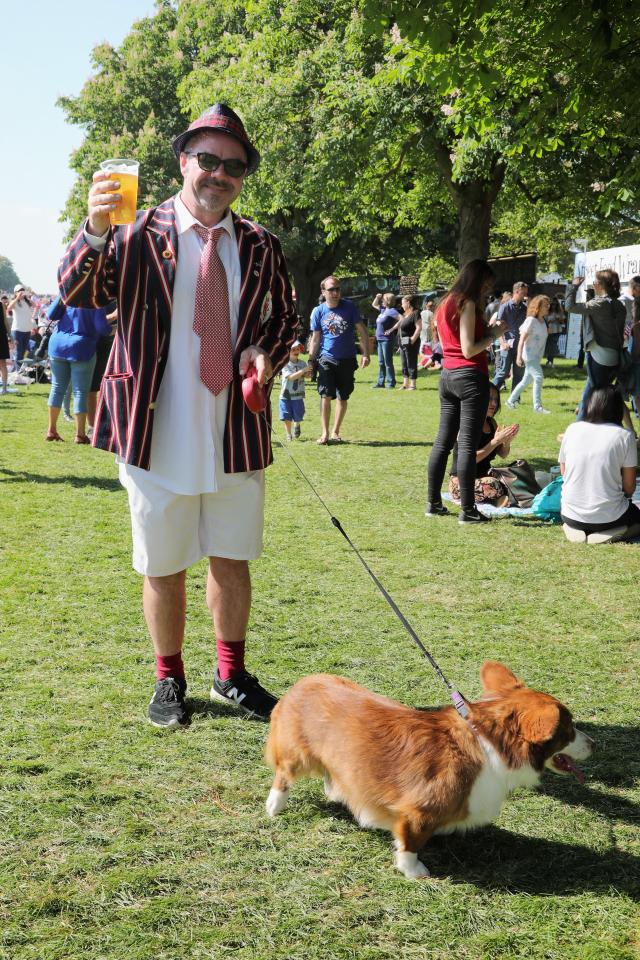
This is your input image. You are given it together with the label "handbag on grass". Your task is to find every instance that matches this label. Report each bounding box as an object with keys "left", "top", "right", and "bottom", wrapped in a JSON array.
[
  {"left": 531, "top": 475, "right": 563, "bottom": 521},
  {"left": 488, "top": 459, "right": 541, "bottom": 508}
]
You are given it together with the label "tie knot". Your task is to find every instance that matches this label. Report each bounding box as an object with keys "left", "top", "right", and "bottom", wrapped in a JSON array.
[{"left": 194, "top": 224, "right": 225, "bottom": 246}]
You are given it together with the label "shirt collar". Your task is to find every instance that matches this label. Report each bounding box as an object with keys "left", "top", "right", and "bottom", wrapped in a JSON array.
[{"left": 174, "top": 193, "right": 235, "bottom": 240}]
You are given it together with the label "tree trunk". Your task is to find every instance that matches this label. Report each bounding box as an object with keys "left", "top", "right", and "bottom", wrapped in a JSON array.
[
  {"left": 430, "top": 137, "right": 505, "bottom": 267},
  {"left": 454, "top": 191, "right": 493, "bottom": 264},
  {"left": 287, "top": 261, "right": 328, "bottom": 333}
]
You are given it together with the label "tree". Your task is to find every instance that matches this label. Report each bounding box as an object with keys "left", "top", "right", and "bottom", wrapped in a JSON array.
[
  {"left": 0, "top": 256, "right": 21, "bottom": 292},
  {"left": 57, "top": 1, "right": 189, "bottom": 234},
  {"left": 359, "top": 0, "right": 640, "bottom": 264}
]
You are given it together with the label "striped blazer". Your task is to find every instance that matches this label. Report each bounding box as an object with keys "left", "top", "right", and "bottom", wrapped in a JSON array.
[{"left": 58, "top": 197, "right": 297, "bottom": 472}]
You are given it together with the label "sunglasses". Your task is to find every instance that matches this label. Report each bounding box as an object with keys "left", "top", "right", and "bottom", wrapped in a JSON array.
[
  {"left": 324, "top": 286, "right": 341, "bottom": 292},
  {"left": 187, "top": 151, "right": 248, "bottom": 178}
]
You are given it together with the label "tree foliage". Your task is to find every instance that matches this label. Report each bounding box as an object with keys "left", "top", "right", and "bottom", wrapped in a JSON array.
[
  {"left": 57, "top": 1, "right": 188, "bottom": 233},
  {"left": 0, "top": 256, "right": 21, "bottom": 291},
  {"left": 359, "top": 0, "right": 640, "bottom": 259}
]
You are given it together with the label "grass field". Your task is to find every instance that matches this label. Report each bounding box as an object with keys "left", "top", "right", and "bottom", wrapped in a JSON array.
[{"left": 1, "top": 360, "right": 639, "bottom": 960}]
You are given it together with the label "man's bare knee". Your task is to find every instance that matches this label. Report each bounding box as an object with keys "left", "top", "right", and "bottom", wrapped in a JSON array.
[
  {"left": 146, "top": 570, "right": 187, "bottom": 592},
  {"left": 209, "top": 557, "right": 249, "bottom": 576}
]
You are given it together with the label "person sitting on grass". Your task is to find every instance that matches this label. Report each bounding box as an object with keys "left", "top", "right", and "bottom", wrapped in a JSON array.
[
  {"left": 419, "top": 318, "right": 443, "bottom": 370},
  {"left": 448, "top": 382, "right": 519, "bottom": 507},
  {"left": 560, "top": 385, "right": 640, "bottom": 541},
  {"left": 279, "top": 340, "right": 312, "bottom": 440},
  {"left": 506, "top": 294, "right": 551, "bottom": 414}
]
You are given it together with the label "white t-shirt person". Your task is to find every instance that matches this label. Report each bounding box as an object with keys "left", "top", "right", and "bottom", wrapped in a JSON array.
[
  {"left": 560, "top": 420, "right": 637, "bottom": 526},
  {"left": 519, "top": 316, "right": 547, "bottom": 363},
  {"left": 9, "top": 299, "right": 33, "bottom": 334}
]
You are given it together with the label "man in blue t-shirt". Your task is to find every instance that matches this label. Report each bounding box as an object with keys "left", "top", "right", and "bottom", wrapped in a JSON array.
[
  {"left": 492, "top": 281, "right": 528, "bottom": 393},
  {"left": 308, "top": 276, "right": 370, "bottom": 444}
]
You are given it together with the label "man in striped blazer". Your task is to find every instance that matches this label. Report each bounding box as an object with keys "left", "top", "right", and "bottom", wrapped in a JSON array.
[{"left": 58, "top": 104, "right": 297, "bottom": 728}]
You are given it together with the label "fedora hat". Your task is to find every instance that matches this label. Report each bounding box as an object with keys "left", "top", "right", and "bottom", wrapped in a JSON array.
[{"left": 172, "top": 103, "right": 260, "bottom": 174}]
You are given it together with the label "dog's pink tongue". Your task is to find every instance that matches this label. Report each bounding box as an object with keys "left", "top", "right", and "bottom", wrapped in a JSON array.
[{"left": 552, "top": 753, "right": 585, "bottom": 783}]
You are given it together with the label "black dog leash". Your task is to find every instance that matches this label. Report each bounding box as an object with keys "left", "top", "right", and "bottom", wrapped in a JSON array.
[{"left": 258, "top": 407, "right": 472, "bottom": 723}]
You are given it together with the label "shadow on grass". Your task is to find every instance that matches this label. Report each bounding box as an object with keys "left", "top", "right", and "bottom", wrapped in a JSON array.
[
  {"left": 306, "top": 800, "right": 639, "bottom": 895},
  {"left": 429, "top": 825, "right": 640, "bottom": 895},
  {"left": 0, "top": 467, "right": 121, "bottom": 492},
  {"left": 536, "top": 365, "right": 586, "bottom": 381},
  {"left": 349, "top": 440, "right": 433, "bottom": 448},
  {"left": 187, "top": 696, "right": 271, "bottom": 725}
]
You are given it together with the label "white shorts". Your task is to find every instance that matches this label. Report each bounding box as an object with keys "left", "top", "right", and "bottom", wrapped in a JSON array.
[{"left": 119, "top": 469, "right": 265, "bottom": 577}]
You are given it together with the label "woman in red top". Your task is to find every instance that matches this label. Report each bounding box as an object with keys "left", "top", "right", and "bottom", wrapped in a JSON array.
[{"left": 426, "top": 259, "right": 508, "bottom": 524}]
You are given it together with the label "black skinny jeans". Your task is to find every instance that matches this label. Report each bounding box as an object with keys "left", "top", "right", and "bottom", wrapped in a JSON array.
[
  {"left": 400, "top": 340, "right": 420, "bottom": 380},
  {"left": 427, "top": 367, "right": 490, "bottom": 510}
]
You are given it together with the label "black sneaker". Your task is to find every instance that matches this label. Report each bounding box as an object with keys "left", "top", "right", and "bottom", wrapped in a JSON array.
[
  {"left": 210, "top": 669, "right": 278, "bottom": 720},
  {"left": 425, "top": 502, "right": 449, "bottom": 517},
  {"left": 148, "top": 677, "right": 188, "bottom": 728},
  {"left": 458, "top": 507, "right": 491, "bottom": 524}
]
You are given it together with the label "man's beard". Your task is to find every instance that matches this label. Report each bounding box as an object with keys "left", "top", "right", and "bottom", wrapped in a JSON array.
[{"left": 195, "top": 182, "right": 230, "bottom": 212}]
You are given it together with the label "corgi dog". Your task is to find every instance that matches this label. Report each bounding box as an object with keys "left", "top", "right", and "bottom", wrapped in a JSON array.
[{"left": 265, "top": 661, "right": 593, "bottom": 879}]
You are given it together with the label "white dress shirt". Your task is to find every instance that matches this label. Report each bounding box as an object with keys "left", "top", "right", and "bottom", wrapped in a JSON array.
[{"left": 86, "top": 194, "right": 255, "bottom": 494}]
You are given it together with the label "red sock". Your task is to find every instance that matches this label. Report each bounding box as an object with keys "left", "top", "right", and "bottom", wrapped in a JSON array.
[
  {"left": 216, "top": 638, "right": 245, "bottom": 681},
  {"left": 155, "top": 651, "right": 185, "bottom": 681}
]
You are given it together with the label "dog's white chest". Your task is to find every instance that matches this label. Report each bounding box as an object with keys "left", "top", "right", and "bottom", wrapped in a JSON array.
[{"left": 440, "top": 737, "right": 540, "bottom": 834}]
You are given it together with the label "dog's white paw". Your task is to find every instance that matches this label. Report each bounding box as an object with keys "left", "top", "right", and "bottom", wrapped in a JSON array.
[
  {"left": 395, "top": 850, "right": 430, "bottom": 880},
  {"left": 266, "top": 787, "right": 289, "bottom": 817}
]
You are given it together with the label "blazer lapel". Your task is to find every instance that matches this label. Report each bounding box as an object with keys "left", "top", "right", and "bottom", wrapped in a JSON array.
[
  {"left": 234, "top": 213, "right": 268, "bottom": 355},
  {"left": 146, "top": 197, "right": 179, "bottom": 302}
]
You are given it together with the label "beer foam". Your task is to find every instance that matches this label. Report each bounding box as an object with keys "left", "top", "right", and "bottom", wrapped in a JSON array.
[{"left": 101, "top": 159, "right": 138, "bottom": 175}]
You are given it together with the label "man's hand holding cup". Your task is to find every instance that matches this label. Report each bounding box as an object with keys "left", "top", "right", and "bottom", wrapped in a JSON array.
[{"left": 88, "top": 171, "right": 122, "bottom": 237}]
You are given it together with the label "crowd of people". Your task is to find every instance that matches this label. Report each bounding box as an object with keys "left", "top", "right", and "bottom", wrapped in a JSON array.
[
  {"left": 6, "top": 261, "right": 640, "bottom": 540},
  {"left": 1, "top": 285, "right": 117, "bottom": 443}
]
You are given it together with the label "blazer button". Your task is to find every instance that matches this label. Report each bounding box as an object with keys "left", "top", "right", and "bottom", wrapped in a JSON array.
[
  {"left": 149, "top": 402, "right": 156, "bottom": 410},
  {"left": 162, "top": 250, "right": 172, "bottom": 259}
]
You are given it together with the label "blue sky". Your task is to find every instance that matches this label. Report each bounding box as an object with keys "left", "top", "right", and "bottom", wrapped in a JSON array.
[{"left": 0, "top": 0, "right": 158, "bottom": 292}]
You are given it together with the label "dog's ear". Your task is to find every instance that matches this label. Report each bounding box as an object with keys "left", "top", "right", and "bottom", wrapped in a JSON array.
[
  {"left": 518, "top": 702, "right": 561, "bottom": 744},
  {"left": 480, "top": 661, "right": 526, "bottom": 695}
]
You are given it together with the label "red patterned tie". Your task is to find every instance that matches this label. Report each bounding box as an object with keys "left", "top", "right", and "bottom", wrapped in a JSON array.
[{"left": 193, "top": 224, "right": 234, "bottom": 395}]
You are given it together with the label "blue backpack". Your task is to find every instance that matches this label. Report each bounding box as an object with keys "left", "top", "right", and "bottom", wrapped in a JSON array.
[{"left": 531, "top": 475, "right": 563, "bottom": 522}]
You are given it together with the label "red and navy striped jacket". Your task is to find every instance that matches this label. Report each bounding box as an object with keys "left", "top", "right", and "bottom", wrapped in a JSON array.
[{"left": 58, "top": 197, "right": 297, "bottom": 473}]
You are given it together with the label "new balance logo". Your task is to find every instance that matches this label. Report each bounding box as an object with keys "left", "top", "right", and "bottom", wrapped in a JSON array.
[{"left": 226, "top": 687, "right": 246, "bottom": 705}]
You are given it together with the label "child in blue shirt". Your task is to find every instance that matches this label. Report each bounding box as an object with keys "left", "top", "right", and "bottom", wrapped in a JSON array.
[{"left": 279, "top": 341, "right": 312, "bottom": 439}]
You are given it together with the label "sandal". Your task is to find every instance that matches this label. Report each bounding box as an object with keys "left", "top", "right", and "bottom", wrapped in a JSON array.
[
  {"left": 45, "top": 431, "right": 64, "bottom": 442},
  {"left": 316, "top": 437, "right": 329, "bottom": 445},
  {"left": 74, "top": 434, "right": 91, "bottom": 444},
  {"left": 330, "top": 436, "right": 343, "bottom": 443}
]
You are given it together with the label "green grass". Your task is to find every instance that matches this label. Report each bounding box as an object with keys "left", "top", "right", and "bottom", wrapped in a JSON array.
[{"left": 1, "top": 361, "right": 639, "bottom": 960}]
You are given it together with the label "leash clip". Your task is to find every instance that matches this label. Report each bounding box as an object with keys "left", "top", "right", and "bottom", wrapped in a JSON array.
[{"left": 450, "top": 689, "right": 470, "bottom": 720}]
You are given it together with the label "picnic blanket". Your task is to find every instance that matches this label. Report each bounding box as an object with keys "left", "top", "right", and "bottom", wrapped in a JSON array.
[{"left": 441, "top": 493, "right": 534, "bottom": 517}]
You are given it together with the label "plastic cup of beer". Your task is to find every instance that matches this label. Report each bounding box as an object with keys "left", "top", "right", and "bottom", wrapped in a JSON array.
[{"left": 99, "top": 158, "right": 139, "bottom": 225}]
